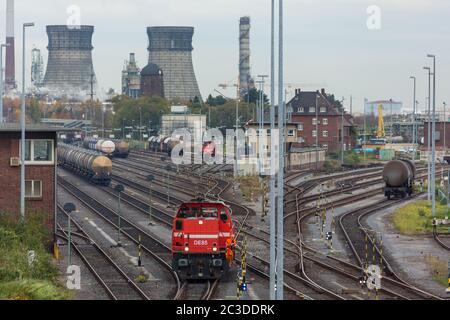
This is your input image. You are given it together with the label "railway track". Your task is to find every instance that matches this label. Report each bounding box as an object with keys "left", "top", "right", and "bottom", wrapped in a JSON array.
[
  {"left": 58, "top": 174, "right": 184, "bottom": 300},
  {"left": 433, "top": 230, "right": 450, "bottom": 251},
  {"left": 56, "top": 205, "right": 150, "bottom": 300}
]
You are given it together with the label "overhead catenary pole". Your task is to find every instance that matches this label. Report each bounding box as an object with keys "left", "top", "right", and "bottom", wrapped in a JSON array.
[
  {"left": 444, "top": 102, "right": 447, "bottom": 156},
  {"left": 276, "top": 0, "right": 284, "bottom": 301},
  {"left": 20, "top": 23, "right": 34, "bottom": 221},
  {"left": 269, "top": 0, "right": 277, "bottom": 301},
  {"left": 427, "top": 54, "right": 436, "bottom": 219}
]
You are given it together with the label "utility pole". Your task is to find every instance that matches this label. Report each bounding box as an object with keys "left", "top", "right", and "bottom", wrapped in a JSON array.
[
  {"left": 269, "top": 0, "right": 276, "bottom": 301},
  {"left": 341, "top": 97, "right": 346, "bottom": 166},
  {"left": 315, "top": 94, "right": 319, "bottom": 171},
  {"left": 444, "top": 102, "right": 447, "bottom": 157},
  {"left": 363, "top": 98, "right": 367, "bottom": 166}
]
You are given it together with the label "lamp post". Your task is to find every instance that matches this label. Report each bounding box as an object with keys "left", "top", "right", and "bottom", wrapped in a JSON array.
[
  {"left": 63, "top": 203, "right": 76, "bottom": 267},
  {"left": 444, "top": 102, "right": 447, "bottom": 157},
  {"left": 20, "top": 22, "right": 35, "bottom": 222},
  {"left": 424, "top": 66, "right": 432, "bottom": 201},
  {"left": 0, "top": 43, "right": 9, "bottom": 124},
  {"left": 147, "top": 175, "right": 155, "bottom": 226},
  {"left": 115, "top": 184, "right": 125, "bottom": 247},
  {"left": 410, "top": 76, "right": 416, "bottom": 161},
  {"left": 427, "top": 54, "right": 436, "bottom": 220}
]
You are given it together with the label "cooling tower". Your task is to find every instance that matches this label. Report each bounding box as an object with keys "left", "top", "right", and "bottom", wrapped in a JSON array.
[
  {"left": 43, "top": 25, "right": 96, "bottom": 98},
  {"left": 147, "top": 27, "right": 202, "bottom": 102}
]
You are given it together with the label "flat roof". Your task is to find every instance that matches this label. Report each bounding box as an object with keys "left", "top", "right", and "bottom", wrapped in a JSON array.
[{"left": 0, "top": 123, "right": 75, "bottom": 133}]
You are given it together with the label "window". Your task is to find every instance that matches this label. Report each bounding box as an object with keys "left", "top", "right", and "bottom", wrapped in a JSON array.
[
  {"left": 323, "top": 130, "right": 329, "bottom": 138},
  {"left": 310, "top": 107, "right": 316, "bottom": 113},
  {"left": 299, "top": 107, "right": 304, "bottom": 113},
  {"left": 320, "top": 107, "right": 327, "bottom": 113},
  {"left": 298, "top": 137, "right": 305, "bottom": 143},
  {"left": 25, "top": 181, "right": 42, "bottom": 198},
  {"left": 288, "top": 130, "right": 295, "bottom": 137},
  {"left": 312, "top": 118, "right": 317, "bottom": 125},
  {"left": 323, "top": 118, "right": 328, "bottom": 125},
  {"left": 21, "top": 140, "right": 54, "bottom": 164},
  {"left": 312, "top": 130, "right": 317, "bottom": 137},
  {"left": 298, "top": 123, "right": 304, "bottom": 131},
  {"left": 323, "top": 144, "right": 329, "bottom": 150}
]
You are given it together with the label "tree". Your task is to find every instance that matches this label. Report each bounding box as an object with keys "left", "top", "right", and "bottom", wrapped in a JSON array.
[
  {"left": 112, "top": 95, "right": 170, "bottom": 133},
  {"left": 206, "top": 95, "right": 226, "bottom": 106},
  {"left": 243, "top": 88, "right": 269, "bottom": 105},
  {"left": 208, "top": 100, "right": 256, "bottom": 130}
]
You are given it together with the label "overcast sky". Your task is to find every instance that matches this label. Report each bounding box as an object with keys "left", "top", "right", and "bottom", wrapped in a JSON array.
[{"left": 1, "top": 0, "right": 449, "bottom": 112}]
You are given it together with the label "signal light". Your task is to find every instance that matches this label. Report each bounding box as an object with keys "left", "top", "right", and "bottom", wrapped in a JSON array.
[
  {"left": 326, "top": 232, "right": 333, "bottom": 241},
  {"left": 241, "top": 282, "right": 248, "bottom": 292}
]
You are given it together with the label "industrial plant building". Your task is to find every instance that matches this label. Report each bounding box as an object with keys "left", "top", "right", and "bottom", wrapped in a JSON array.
[
  {"left": 43, "top": 25, "right": 97, "bottom": 98},
  {"left": 122, "top": 53, "right": 141, "bottom": 98},
  {"left": 140, "top": 63, "right": 164, "bottom": 98},
  {"left": 146, "top": 26, "right": 202, "bottom": 102}
]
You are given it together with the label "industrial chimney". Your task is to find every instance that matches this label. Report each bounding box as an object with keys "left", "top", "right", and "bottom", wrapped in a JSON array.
[
  {"left": 5, "top": 0, "right": 16, "bottom": 91},
  {"left": 239, "top": 16, "right": 253, "bottom": 96},
  {"left": 146, "top": 26, "right": 202, "bottom": 102},
  {"left": 43, "top": 25, "right": 96, "bottom": 98}
]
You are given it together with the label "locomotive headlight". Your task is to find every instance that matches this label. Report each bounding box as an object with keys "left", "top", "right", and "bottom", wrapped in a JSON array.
[
  {"left": 184, "top": 243, "right": 189, "bottom": 252},
  {"left": 199, "top": 220, "right": 204, "bottom": 225},
  {"left": 213, "top": 243, "right": 217, "bottom": 252}
]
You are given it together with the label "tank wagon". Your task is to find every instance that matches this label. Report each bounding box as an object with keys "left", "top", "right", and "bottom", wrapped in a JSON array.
[
  {"left": 83, "top": 138, "right": 116, "bottom": 157},
  {"left": 58, "top": 144, "right": 113, "bottom": 186},
  {"left": 172, "top": 200, "right": 236, "bottom": 280},
  {"left": 383, "top": 159, "right": 415, "bottom": 199},
  {"left": 112, "top": 140, "right": 130, "bottom": 158}
]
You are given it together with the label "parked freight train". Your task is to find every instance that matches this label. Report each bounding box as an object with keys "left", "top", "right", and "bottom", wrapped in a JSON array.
[
  {"left": 83, "top": 138, "right": 116, "bottom": 157},
  {"left": 149, "top": 135, "right": 216, "bottom": 158},
  {"left": 383, "top": 159, "right": 415, "bottom": 199},
  {"left": 172, "top": 200, "right": 236, "bottom": 280},
  {"left": 111, "top": 140, "right": 130, "bottom": 158},
  {"left": 58, "top": 144, "right": 113, "bottom": 186}
]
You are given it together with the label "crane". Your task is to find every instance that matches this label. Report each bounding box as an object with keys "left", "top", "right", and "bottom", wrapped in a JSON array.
[{"left": 376, "top": 104, "right": 386, "bottom": 138}]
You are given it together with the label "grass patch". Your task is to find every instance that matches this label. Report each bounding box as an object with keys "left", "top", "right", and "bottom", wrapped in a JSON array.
[
  {"left": 391, "top": 200, "right": 450, "bottom": 235},
  {"left": 0, "top": 212, "right": 71, "bottom": 300},
  {"left": 424, "top": 255, "right": 448, "bottom": 287},
  {"left": 237, "top": 176, "right": 263, "bottom": 202}
]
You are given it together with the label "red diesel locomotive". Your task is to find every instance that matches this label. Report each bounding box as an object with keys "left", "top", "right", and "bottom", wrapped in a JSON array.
[{"left": 172, "top": 200, "right": 236, "bottom": 280}]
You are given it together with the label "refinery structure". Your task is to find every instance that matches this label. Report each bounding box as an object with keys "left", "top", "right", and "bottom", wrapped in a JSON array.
[
  {"left": 5, "top": 0, "right": 15, "bottom": 91},
  {"left": 239, "top": 16, "right": 254, "bottom": 96},
  {"left": 43, "top": 25, "right": 97, "bottom": 99}
]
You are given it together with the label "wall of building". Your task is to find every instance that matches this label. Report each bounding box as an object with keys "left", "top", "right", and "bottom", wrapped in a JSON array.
[
  {"left": 141, "top": 75, "right": 164, "bottom": 97},
  {"left": 0, "top": 132, "right": 55, "bottom": 231}
]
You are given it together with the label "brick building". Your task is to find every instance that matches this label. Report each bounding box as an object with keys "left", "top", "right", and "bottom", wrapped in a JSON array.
[
  {"left": 421, "top": 121, "right": 450, "bottom": 161},
  {"left": 140, "top": 62, "right": 164, "bottom": 98},
  {"left": 0, "top": 125, "right": 62, "bottom": 234},
  {"left": 287, "top": 89, "right": 355, "bottom": 153}
]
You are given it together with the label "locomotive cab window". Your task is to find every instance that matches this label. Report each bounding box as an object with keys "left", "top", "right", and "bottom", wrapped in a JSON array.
[
  {"left": 220, "top": 208, "right": 228, "bottom": 221},
  {"left": 21, "top": 140, "right": 54, "bottom": 165}
]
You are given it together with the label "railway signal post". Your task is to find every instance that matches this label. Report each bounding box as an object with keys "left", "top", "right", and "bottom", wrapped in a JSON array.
[
  {"left": 115, "top": 184, "right": 125, "bottom": 247},
  {"left": 147, "top": 175, "right": 155, "bottom": 226},
  {"left": 63, "top": 203, "right": 77, "bottom": 267}
]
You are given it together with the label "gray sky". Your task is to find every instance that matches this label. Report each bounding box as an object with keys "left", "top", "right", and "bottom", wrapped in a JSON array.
[{"left": 1, "top": 0, "right": 449, "bottom": 112}]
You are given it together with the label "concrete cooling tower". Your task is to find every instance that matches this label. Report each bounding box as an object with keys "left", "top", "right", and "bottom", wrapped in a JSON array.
[
  {"left": 146, "top": 26, "right": 202, "bottom": 102},
  {"left": 43, "top": 25, "right": 96, "bottom": 98}
]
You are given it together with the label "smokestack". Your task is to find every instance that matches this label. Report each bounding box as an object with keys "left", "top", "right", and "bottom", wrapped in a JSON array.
[
  {"left": 239, "top": 16, "right": 252, "bottom": 95},
  {"left": 5, "top": 0, "right": 16, "bottom": 90}
]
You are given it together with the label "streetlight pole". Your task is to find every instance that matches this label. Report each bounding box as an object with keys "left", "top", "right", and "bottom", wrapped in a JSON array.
[
  {"left": 20, "top": 22, "right": 34, "bottom": 222},
  {"left": 427, "top": 54, "right": 436, "bottom": 220},
  {"left": 139, "top": 106, "right": 142, "bottom": 144},
  {"left": 234, "top": 83, "right": 240, "bottom": 178},
  {"left": 166, "top": 164, "right": 172, "bottom": 208},
  {"left": 341, "top": 98, "right": 345, "bottom": 166},
  {"left": 0, "top": 43, "right": 9, "bottom": 124},
  {"left": 410, "top": 76, "right": 416, "bottom": 161},
  {"left": 115, "top": 184, "right": 125, "bottom": 247},
  {"left": 424, "top": 66, "right": 432, "bottom": 201}
]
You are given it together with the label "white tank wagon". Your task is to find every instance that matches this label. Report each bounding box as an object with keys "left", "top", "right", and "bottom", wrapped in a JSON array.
[
  {"left": 58, "top": 144, "right": 112, "bottom": 186},
  {"left": 83, "top": 138, "right": 116, "bottom": 156}
]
